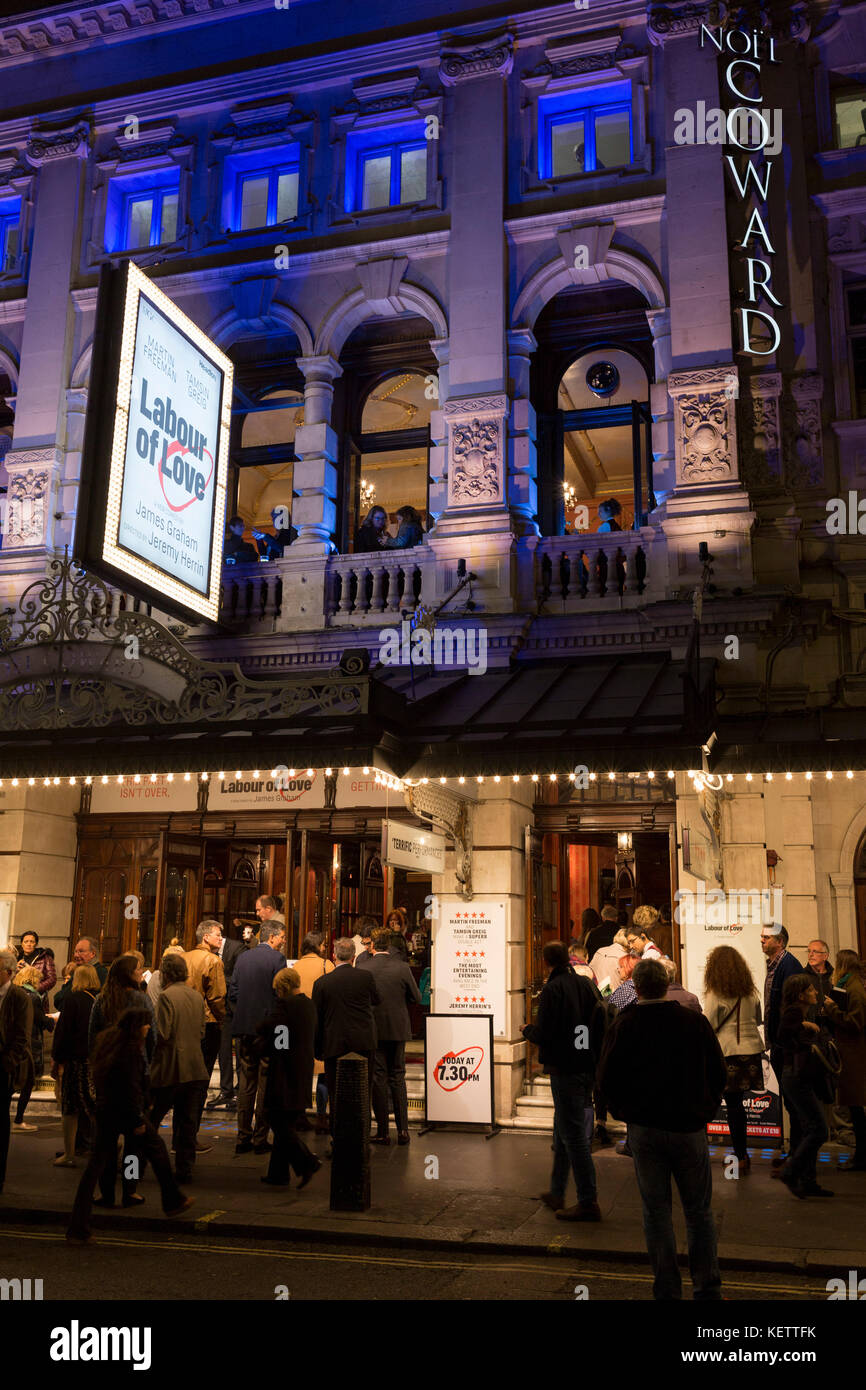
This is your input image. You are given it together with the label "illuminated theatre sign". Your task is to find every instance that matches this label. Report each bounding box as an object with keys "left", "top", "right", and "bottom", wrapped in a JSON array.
[
  {"left": 78, "top": 262, "right": 232, "bottom": 623},
  {"left": 700, "top": 23, "right": 783, "bottom": 357}
]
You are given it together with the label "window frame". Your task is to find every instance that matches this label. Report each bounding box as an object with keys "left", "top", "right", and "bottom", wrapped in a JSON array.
[
  {"left": 832, "top": 86, "right": 866, "bottom": 151},
  {"left": 356, "top": 137, "right": 428, "bottom": 212},
  {"left": 846, "top": 282, "right": 866, "bottom": 419},
  {"left": 234, "top": 154, "right": 301, "bottom": 232},
  {"left": 0, "top": 202, "right": 20, "bottom": 273},
  {"left": 122, "top": 185, "right": 179, "bottom": 251},
  {"left": 543, "top": 95, "right": 633, "bottom": 178}
]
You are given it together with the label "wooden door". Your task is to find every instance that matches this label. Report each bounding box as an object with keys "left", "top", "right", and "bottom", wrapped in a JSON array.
[{"left": 158, "top": 834, "right": 204, "bottom": 955}]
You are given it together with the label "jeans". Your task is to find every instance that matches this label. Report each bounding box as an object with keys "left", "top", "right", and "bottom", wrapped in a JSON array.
[
  {"left": 549, "top": 1072, "right": 597, "bottom": 1207},
  {"left": 150, "top": 1083, "right": 200, "bottom": 1179},
  {"left": 195, "top": 1022, "right": 221, "bottom": 1130},
  {"left": 372, "top": 1040, "right": 408, "bottom": 1136},
  {"left": 218, "top": 1017, "right": 236, "bottom": 1097},
  {"left": 69, "top": 1113, "right": 183, "bottom": 1238},
  {"left": 723, "top": 1089, "right": 748, "bottom": 1159},
  {"left": 237, "top": 1037, "right": 269, "bottom": 1145},
  {"left": 627, "top": 1124, "right": 722, "bottom": 1301},
  {"left": 315, "top": 1075, "right": 328, "bottom": 1118},
  {"left": 770, "top": 1047, "right": 802, "bottom": 1155},
  {"left": 780, "top": 1067, "right": 828, "bottom": 1187}
]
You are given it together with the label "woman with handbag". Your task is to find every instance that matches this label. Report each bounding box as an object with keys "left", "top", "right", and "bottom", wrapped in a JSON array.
[
  {"left": 777, "top": 974, "right": 833, "bottom": 1199},
  {"left": 820, "top": 949, "right": 866, "bottom": 1172},
  {"left": 703, "top": 946, "right": 765, "bottom": 1173}
]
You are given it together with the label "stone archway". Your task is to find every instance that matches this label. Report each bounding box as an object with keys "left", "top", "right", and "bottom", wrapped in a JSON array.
[{"left": 831, "top": 806, "right": 866, "bottom": 953}]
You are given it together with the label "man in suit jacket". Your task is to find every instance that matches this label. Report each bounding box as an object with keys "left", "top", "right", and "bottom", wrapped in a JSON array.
[
  {"left": 761, "top": 923, "right": 805, "bottom": 1172},
  {"left": 147, "top": 954, "right": 208, "bottom": 1184},
  {"left": 207, "top": 930, "right": 246, "bottom": 1112},
  {"left": 360, "top": 927, "right": 421, "bottom": 1145},
  {"left": 229, "top": 921, "right": 286, "bottom": 1153},
  {"left": 0, "top": 947, "right": 33, "bottom": 1194},
  {"left": 312, "top": 937, "right": 379, "bottom": 1138}
]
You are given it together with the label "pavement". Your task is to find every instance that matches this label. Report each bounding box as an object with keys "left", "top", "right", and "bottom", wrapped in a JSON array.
[{"left": 4, "top": 1098, "right": 865, "bottom": 1277}]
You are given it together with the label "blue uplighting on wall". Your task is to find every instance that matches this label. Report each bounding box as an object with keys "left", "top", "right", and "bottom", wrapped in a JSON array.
[
  {"left": 104, "top": 167, "right": 180, "bottom": 253},
  {"left": 222, "top": 145, "right": 300, "bottom": 232},
  {"left": 0, "top": 196, "right": 22, "bottom": 272}
]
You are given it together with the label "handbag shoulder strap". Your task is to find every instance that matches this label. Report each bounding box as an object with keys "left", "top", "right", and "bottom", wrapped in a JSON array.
[{"left": 714, "top": 998, "right": 740, "bottom": 1035}]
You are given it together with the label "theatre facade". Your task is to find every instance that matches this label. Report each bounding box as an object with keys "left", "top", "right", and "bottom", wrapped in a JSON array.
[{"left": 0, "top": 0, "right": 865, "bottom": 1118}]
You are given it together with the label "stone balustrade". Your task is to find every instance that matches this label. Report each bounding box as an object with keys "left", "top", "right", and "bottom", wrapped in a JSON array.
[{"left": 535, "top": 530, "right": 658, "bottom": 610}]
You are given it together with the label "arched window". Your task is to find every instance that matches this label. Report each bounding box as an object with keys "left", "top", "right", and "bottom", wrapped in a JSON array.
[
  {"left": 532, "top": 283, "right": 654, "bottom": 537},
  {"left": 353, "top": 371, "right": 432, "bottom": 548},
  {"left": 229, "top": 386, "right": 302, "bottom": 559},
  {"left": 558, "top": 348, "right": 652, "bottom": 534}
]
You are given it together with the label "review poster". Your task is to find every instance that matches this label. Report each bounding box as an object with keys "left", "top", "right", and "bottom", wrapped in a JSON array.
[{"left": 431, "top": 897, "right": 507, "bottom": 1039}]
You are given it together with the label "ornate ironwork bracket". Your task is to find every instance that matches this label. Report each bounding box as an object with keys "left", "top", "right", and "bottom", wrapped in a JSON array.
[{"left": 403, "top": 781, "right": 474, "bottom": 901}]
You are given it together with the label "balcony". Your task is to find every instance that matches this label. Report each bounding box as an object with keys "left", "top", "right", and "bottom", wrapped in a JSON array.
[{"left": 216, "top": 528, "right": 666, "bottom": 634}]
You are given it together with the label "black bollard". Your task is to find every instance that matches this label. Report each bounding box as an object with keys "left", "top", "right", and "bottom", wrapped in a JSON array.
[{"left": 330, "top": 1052, "right": 371, "bottom": 1212}]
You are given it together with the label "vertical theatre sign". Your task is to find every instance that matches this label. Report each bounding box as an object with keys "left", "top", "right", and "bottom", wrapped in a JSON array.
[{"left": 701, "top": 23, "right": 783, "bottom": 356}]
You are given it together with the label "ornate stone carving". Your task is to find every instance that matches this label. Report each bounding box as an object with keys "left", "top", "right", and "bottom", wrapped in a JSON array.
[
  {"left": 668, "top": 367, "right": 738, "bottom": 487},
  {"left": 741, "top": 373, "right": 782, "bottom": 491},
  {"left": 5, "top": 467, "right": 48, "bottom": 547},
  {"left": 444, "top": 396, "right": 508, "bottom": 507},
  {"left": 647, "top": 1, "right": 726, "bottom": 42},
  {"left": 440, "top": 36, "right": 513, "bottom": 85},
  {"left": 25, "top": 122, "right": 89, "bottom": 165},
  {"left": 527, "top": 46, "right": 637, "bottom": 79},
  {"left": 784, "top": 374, "right": 824, "bottom": 488},
  {"left": 0, "top": 1, "right": 262, "bottom": 63},
  {"left": 404, "top": 782, "right": 473, "bottom": 900}
]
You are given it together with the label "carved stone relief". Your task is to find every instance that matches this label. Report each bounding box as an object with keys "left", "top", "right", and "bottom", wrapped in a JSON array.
[
  {"left": 440, "top": 36, "right": 513, "bottom": 85},
  {"left": 740, "top": 374, "right": 782, "bottom": 492},
  {"left": 668, "top": 367, "right": 739, "bottom": 488},
  {"left": 784, "top": 374, "right": 824, "bottom": 488},
  {"left": 5, "top": 466, "right": 49, "bottom": 547},
  {"left": 445, "top": 395, "right": 508, "bottom": 507}
]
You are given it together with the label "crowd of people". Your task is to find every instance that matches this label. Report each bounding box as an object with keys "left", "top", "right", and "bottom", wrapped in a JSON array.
[
  {"left": 0, "top": 896, "right": 429, "bottom": 1241},
  {"left": 1, "top": 903, "right": 863, "bottom": 1291},
  {"left": 355, "top": 504, "right": 425, "bottom": 552},
  {"left": 523, "top": 911, "right": 866, "bottom": 1300},
  {"left": 224, "top": 508, "right": 297, "bottom": 565}
]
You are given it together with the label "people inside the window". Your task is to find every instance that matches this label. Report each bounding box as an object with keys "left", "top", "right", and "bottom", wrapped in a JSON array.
[
  {"left": 597, "top": 498, "right": 623, "bottom": 533},
  {"left": 356, "top": 505, "right": 390, "bottom": 552},
  {"left": 252, "top": 507, "right": 297, "bottom": 559},
  {"left": 224, "top": 515, "right": 259, "bottom": 564},
  {"left": 383, "top": 505, "right": 424, "bottom": 550}
]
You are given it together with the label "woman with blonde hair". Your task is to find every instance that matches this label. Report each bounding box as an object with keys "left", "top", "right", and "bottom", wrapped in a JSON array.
[
  {"left": 51, "top": 964, "right": 100, "bottom": 1165},
  {"left": 820, "top": 949, "right": 866, "bottom": 1171},
  {"left": 703, "top": 945, "right": 764, "bottom": 1172}
]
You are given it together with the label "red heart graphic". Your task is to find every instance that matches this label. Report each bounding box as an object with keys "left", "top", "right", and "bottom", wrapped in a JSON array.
[
  {"left": 158, "top": 443, "right": 215, "bottom": 514},
  {"left": 433, "top": 1047, "right": 484, "bottom": 1091}
]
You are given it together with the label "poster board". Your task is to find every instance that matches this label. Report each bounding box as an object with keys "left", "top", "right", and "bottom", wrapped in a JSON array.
[
  {"left": 431, "top": 898, "right": 508, "bottom": 1038},
  {"left": 424, "top": 1014, "right": 494, "bottom": 1126}
]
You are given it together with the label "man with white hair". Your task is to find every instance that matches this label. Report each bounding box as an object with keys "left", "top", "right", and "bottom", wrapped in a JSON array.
[{"left": 0, "top": 947, "right": 33, "bottom": 1194}]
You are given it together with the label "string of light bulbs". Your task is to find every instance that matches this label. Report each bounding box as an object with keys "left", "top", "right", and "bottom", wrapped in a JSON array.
[{"left": 0, "top": 768, "right": 859, "bottom": 789}]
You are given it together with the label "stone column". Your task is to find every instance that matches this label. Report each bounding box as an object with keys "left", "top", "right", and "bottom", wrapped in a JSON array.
[
  {"left": 506, "top": 328, "right": 538, "bottom": 537},
  {"left": 647, "top": 3, "right": 732, "bottom": 366},
  {"left": 646, "top": 308, "right": 675, "bottom": 503},
  {"left": 425, "top": 780, "right": 535, "bottom": 1122},
  {"left": 428, "top": 34, "right": 518, "bottom": 585},
  {"left": 292, "top": 354, "right": 342, "bottom": 553},
  {"left": 0, "top": 121, "right": 89, "bottom": 588}
]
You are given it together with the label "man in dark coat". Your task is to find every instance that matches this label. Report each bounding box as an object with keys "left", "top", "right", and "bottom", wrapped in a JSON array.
[
  {"left": 522, "top": 941, "right": 607, "bottom": 1222},
  {"left": 598, "top": 958, "right": 726, "bottom": 1301},
  {"left": 804, "top": 939, "right": 835, "bottom": 1004},
  {"left": 0, "top": 947, "right": 33, "bottom": 1194},
  {"left": 361, "top": 927, "right": 421, "bottom": 1145},
  {"left": 761, "top": 924, "right": 805, "bottom": 1171},
  {"left": 257, "top": 968, "right": 319, "bottom": 1188},
  {"left": 312, "top": 937, "right": 379, "bottom": 1137},
  {"left": 228, "top": 921, "right": 286, "bottom": 1154}
]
